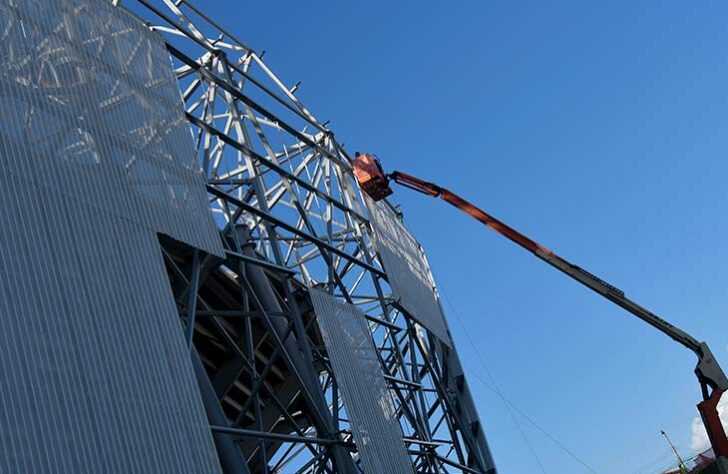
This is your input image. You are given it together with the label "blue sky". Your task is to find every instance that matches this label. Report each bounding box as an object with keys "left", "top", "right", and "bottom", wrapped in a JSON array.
[{"left": 188, "top": 1, "right": 728, "bottom": 472}]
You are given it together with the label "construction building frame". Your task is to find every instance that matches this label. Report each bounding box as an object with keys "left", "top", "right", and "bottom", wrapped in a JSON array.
[{"left": 49, "top": 0, "right": 497, "bottom": 472}]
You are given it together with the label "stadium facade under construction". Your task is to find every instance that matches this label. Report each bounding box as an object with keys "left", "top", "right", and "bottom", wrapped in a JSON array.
[{"left": 0, "top": 0, "right": 496, "bottom": 472}]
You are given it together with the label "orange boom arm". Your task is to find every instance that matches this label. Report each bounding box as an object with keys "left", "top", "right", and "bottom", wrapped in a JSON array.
[{"left": 352, "top": 153, "right": 728, "bottom": 468}]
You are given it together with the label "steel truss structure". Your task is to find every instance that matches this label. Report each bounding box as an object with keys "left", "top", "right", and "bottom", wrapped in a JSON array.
[{"left": 107, "top": 1, "right": 497, "bottom": 472}]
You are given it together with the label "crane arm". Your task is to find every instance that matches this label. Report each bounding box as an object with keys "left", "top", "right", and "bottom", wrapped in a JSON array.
[
  {"left": 385, "top": 170, "right": 728, "bottom": 460},
  {"left": 391, "top": 172, "right": 703, "bottom": 352},
  {"left": 389, "top": 171, "right": 727, "bottom": 389},
  {"left": 351, "top": 151, "right": 728, "bottom": 463}
]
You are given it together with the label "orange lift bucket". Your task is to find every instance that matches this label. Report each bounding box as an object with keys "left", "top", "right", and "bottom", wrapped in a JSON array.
[{"left": 352, "top": 153, "right": 393, "bottom": 201}]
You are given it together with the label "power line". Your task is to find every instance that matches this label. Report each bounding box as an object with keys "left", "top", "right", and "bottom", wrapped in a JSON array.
[
  {"left": 465, "top": 359, "right": 549, "bottom": 474},
  {"left": 437, "top": 280, "right": 599, "bottom": 473},
  {"left": 438, "top": 284, "right": 547, "bottom": 473}
]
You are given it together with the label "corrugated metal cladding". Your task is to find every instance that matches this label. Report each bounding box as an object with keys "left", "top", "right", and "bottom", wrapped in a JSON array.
[
  {"left": 0, "top": 182, "right": 222, "bottom": 473},
  {"left": 0, "top": 0, "right": 224, "bottom": 473},
  {"left": 309, "top": 289, "right": 414, "bottom": 474},
  {"left": 0, "top": 0, "right": 224, "bottom": 257},
  {"left": 364, "top": 196, "right": 453, "bottom": 347}
]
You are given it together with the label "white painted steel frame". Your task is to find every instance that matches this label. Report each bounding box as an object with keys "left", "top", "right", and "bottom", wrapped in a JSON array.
[{"left": 112, "top": 1, "right": 498, "bottom": 472}]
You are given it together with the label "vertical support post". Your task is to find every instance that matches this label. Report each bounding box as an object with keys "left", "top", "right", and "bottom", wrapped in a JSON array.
[
  {"left": 185, "top": 249, "right": 201, "bottom": 348},
  {"left": 242, "top": 292, "right": 269, "bottom": 473},
  {"left": 191, "top": 349, "right": 251, "bottom": 474}
]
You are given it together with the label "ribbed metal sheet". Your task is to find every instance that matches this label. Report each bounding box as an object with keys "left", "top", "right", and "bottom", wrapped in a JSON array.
[
  {"left": 0, "top": 0, "right": 223, "bottom": 257},
  {"left": 364, "top": 196, "right": 453, "bottom": 347},
  {"left": 0, "top": 179, "right": 222, "bottom": 473},
  {"left": 309, "top": 289, "right": 413, "bottom": 474},
  {"left": 0, "top": 1, "right": 223, "bottom": 472}
]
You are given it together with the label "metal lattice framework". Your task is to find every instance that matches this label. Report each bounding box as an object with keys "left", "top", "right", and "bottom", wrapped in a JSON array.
[{"left": 112, "top": 1, "right": 497, "bottom": 472}]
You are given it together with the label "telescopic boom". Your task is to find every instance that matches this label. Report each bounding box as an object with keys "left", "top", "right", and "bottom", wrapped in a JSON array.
[{"left": 352, "top": 152, "right": 728, "bottom": 469}]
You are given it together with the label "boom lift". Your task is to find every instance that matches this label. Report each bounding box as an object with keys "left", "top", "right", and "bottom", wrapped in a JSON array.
[{"left": 352, "top": 152, "right": 728, "bottom": 472}]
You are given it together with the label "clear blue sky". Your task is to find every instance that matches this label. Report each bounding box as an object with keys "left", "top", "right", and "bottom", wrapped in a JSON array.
[{"left": 188, "top": 1, "right": 728, "bottom": 472}]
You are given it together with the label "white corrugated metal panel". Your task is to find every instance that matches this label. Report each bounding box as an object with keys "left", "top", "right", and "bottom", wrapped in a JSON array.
[
  {"left": 309, "top": 289, "right": 413, "bottom": 474},
  {"left": 0, "top": 1, "right": 223, "bottom": 472},
  {"left": 364, "top": 196, "right": 453, "bottom": 347},
  {"left": 0, "top": 0, "right": 223, "bottom": 257},
  {"left": 0, "top": 178, "right": 222, "bottom": 473}
]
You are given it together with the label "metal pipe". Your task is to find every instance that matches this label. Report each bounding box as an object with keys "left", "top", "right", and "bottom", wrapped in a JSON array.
[
  {"left": 191, "top": 350, "right": 251, "bottom": 474},
  {"left": 210, "top": 426, "right": 334, "bottom": 446}
]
